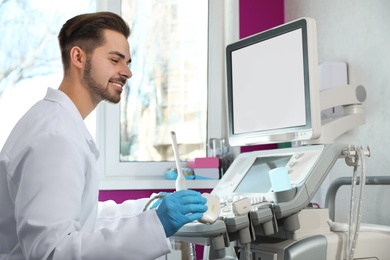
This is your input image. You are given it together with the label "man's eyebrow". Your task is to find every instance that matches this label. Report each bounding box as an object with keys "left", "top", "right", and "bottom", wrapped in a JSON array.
[{"left": 109, "top": 51, "right": 131, "bottom": 64}]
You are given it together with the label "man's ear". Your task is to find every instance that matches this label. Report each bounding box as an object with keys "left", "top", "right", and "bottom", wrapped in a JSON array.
[{"left": 69, "top": 46, "right": 86, "bottom": 69}]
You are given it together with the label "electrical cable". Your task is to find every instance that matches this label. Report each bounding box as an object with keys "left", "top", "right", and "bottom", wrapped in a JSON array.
[
  {"left": 142, "top": 194, "right": 167, "bottom": 212},
  {"left": 346, "top": 147, "right": 366, "bottom": 260},
  {"left": 244, "top": 243, "right": 252, "bottom": 260}
]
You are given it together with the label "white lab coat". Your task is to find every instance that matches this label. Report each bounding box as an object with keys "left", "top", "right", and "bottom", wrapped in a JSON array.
[{"left": 0, "top": 88, "right": 170, "bottom": 260}]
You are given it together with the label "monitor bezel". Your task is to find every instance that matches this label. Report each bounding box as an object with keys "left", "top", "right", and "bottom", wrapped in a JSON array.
[{"left": 226, "top": 17, "right": 321, "bottom": 147}]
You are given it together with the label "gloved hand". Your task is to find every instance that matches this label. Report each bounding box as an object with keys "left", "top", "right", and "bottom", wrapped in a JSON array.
[{"left": 156, "top": 190, "right": 208, "bottom": 237}]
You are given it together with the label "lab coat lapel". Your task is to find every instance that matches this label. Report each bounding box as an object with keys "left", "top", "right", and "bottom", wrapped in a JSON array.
[
  {"left": 44, "top": 88, "right": 100, "bottom": 160},
  {"left": 86, "top": 138, "right": 99, "bottom": 160}
]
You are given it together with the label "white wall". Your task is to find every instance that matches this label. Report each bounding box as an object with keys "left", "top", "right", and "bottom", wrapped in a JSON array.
[{"left": 285, "top": 1, "right": 390, "bottom": 225}]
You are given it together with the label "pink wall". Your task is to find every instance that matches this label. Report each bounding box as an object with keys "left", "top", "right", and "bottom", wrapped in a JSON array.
[
  {"left": 239, "top": 0, "right": 284, "bottom": 39},
  {"left": 99, "top": 188, "right": 211, "bottom": 203},
  {"left": 99, "top": 1, "right": 284, "bottom": 259}
]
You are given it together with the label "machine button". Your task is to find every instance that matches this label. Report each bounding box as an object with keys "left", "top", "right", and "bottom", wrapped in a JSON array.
[
  {"left": 294, "top": 153, "right": 304, "bottom": 159},
  {"left": 288, "top": 161, "right": 296, "bottom": 167}
]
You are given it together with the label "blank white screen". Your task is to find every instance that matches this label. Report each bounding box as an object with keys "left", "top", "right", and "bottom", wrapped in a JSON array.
[{"left": 231, "top": 29, "right": 306, "bottom": 134}]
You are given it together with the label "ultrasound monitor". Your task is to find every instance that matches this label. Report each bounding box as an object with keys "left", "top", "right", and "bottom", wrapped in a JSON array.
[{"left": 226, "top": 17, "right": 321, "bottom": 147}]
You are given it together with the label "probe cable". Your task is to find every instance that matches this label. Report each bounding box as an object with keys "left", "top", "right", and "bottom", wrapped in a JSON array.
[
  {"left": 346, "top": 147, "right": 366, "bottom": 260},
  {"left": 142, "top": 131, "right": 197, "bottom": 260},
  {"left": 143, "top": 194, "right": 167, "bottom": 212}
]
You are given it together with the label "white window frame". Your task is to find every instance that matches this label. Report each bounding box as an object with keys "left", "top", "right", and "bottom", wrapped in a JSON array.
[{"left": 96, "top": 0, "right": 239, "bottom": 190}]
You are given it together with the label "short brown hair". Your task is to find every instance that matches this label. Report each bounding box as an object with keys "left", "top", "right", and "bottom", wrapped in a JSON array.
[{"left": 58, "top": 12, "right": 130, "bottom": 71}]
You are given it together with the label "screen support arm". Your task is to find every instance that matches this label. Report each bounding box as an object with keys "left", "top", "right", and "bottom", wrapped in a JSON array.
[{"left": 304, "top": 84, "right": 366, "bottom": 145}]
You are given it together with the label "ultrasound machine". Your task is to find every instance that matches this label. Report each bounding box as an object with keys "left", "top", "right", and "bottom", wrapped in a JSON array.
[{"left": 172, "top": 18, "right": 389, "bottom": 260}]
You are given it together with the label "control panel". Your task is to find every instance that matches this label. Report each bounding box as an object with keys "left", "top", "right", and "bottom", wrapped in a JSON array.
[{"left": 212, "top": 145, "right": 325, "bottom": 203}]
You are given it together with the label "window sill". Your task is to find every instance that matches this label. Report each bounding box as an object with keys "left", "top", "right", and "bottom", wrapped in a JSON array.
[{"left": 99, "top": 176, "right": 219, "bottom": 190}]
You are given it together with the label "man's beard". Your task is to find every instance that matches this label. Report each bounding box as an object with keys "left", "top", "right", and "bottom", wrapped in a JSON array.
[{"left": 83, "top": 57, "right": 121, "bottom": 104}]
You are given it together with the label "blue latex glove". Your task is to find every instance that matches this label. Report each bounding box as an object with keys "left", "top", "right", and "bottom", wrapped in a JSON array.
[{"left": 156, "top": 190, "right": 208, "bottom": 237}]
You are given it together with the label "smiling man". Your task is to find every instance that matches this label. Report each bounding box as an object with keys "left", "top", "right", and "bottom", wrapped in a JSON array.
[
  {"left": 0, "top": 12, "right": 207, "bottom": 260},
  {"left": 58, "top": 15, "right": 132, "bottom": 116}
]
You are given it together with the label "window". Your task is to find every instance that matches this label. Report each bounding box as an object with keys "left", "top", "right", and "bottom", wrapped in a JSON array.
[
  {"left": 0, "top": 0, "right": 96, "bottom": 149},
  {"left": 120, "top": 1, "right": 208, "bottom": 162},
  {"left": 98, "top": 1, "right": 239, "bottom": 189}
]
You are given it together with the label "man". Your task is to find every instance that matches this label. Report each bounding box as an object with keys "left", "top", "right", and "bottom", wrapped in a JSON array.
[{"left": 0, "top": 12, "right": 207, "bottom": 259}]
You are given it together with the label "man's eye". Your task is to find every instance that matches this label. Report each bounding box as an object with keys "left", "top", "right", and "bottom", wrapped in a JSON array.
[{"left": 112, "top": 59, "right": 119, "bottom": 63}]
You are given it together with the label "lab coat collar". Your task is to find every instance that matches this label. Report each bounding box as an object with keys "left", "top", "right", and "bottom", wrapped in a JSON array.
[{"left": 44, "top": 87, "right": 100, "bottom": 160}]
